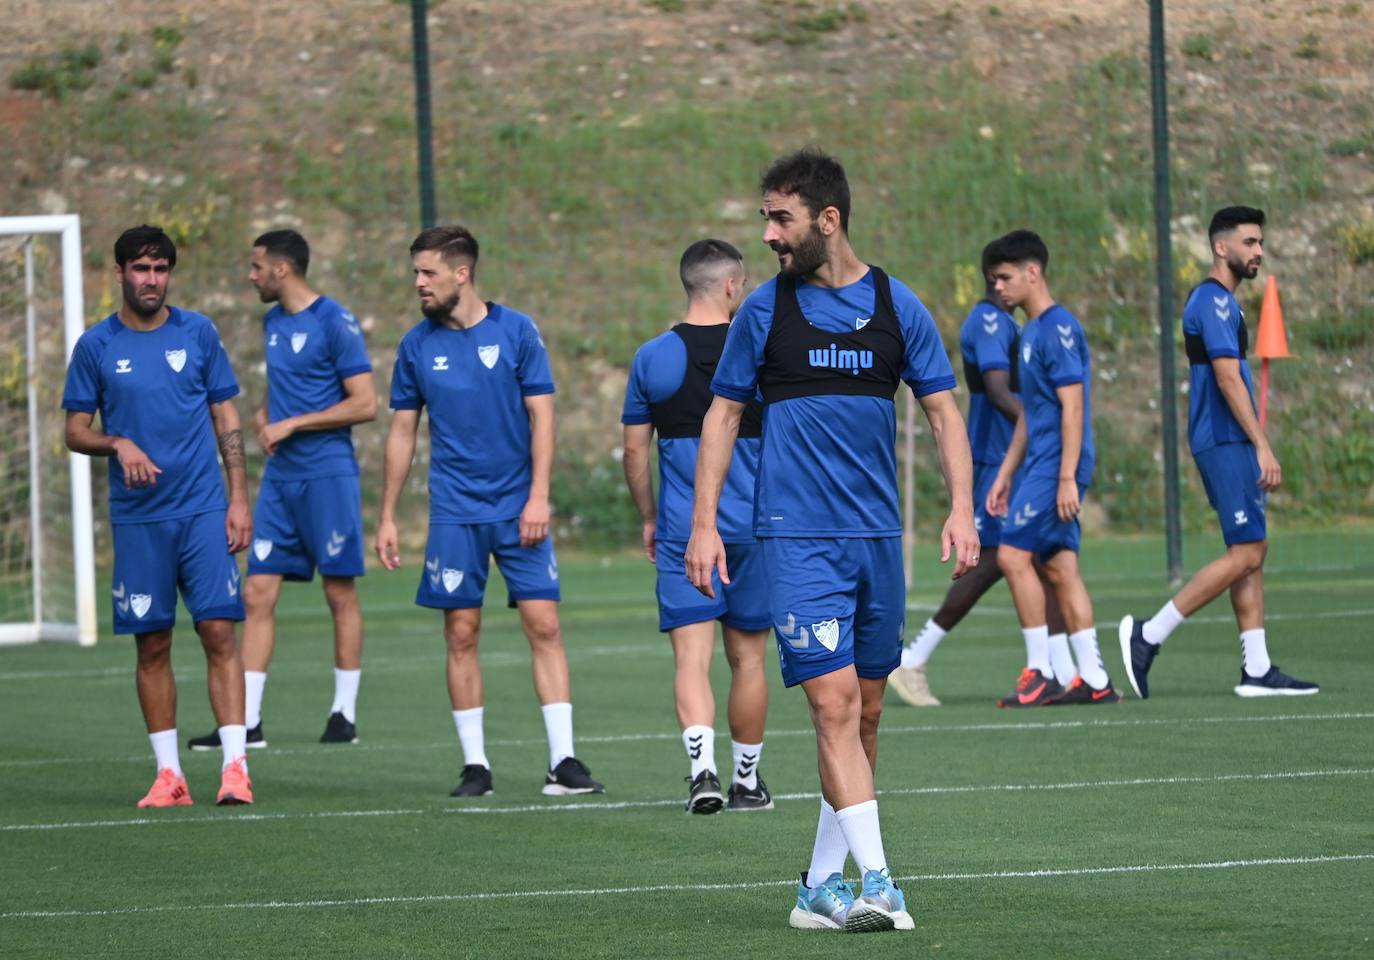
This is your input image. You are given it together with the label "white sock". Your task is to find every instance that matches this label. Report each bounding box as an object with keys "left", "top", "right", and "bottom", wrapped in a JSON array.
[
  {"left": 805, "top": 800, "right": 849, "bottom": 888},
  {"left": 835, "top": 799, "right": 888, "bottom": 875},
  {"left": 1047, "top": 632, "right": 1077, "bottom": 684},
  {"left": 1144, "top": 600, "right": 1185, "bottom": 646},
  {"left": 244, "top": 671, "right": 267, "bottom": 729},
  {"left": 453, "top": 706, "right": 489, "bottom": 769},
  {"left": 219, "top": 725, "right": 247, "bottom": 771},
  {"left": 1240, "top": 629, "right": 1271, "bottom": 678},
  {"left": 1069, "top": 628, "right": 1110, "bottom": 689},
  {"left": 683, "top": 724, "right": 715, "bottom": 778},
  {"left": 902, "top": 619, "right": 947, "bottom": 668},
  {"left": 542, "top": 702, "right": 574, "bottom": 769},
  {"left": 1023, "top": 625, "right": 1051, "bottom": 675},
  {"left": 149, "top": 729, "right": 181, "bottom": 775},
  {"left": 331, "top": 668, "right": 361, "bottom": 723},
  {"left": 731, "top": 739, "right": 761, "bottom": 789}
]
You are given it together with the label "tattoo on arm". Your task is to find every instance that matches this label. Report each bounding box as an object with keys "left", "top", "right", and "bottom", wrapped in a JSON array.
[{"left": 218, "top": 428, "right": 245, "bottom": 470}]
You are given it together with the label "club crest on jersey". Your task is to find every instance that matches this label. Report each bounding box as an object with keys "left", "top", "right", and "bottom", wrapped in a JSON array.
[
  {"left": 432, "top": 356, "right": 449, "bottom": 371},
  {"left": 1023, "top": 343, "right": 1033, "bottom": 364},
  {"left": 855, "top": 316, "right": 872, "bottom": 331},
  {"left": 811, "top": 618, "right": 840, "bottom": 653},
  {"left": 115, "top": 358, "right": 132, "bottom": 374},
  {"left": 478, "top": 344, "right": 500, "bottom": 369},
  {"left": 164, "top": 349, "right": 187, "bottom": 373},
  {"left": 808, "top": 342, "right": 873, "bottom": 376},
  {"left": 441, "top": 568, "right": 464, "bottom": 593},
  {"left": 130, "top": 593, "right": 153, "bottom": 619},
  {"left": 291, "top": 332, "right": 308, "bottom": 353},
  {"left": 777, "top": 612, "right": 809, "bottom": 649},
  {"left": 253, "top": 538, "right": 273, "bottom": 561}
]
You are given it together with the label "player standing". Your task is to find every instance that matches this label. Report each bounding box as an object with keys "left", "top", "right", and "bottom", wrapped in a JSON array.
[
  {"left": 687, "top": 149, "right": 979, "bottom": 932},
  {"left": 1119, "top": 207, "right": 1318, "bottom": 698},
  {"left": 63, "top": 225, "right": 254, "bottom": 807},
  {"left": 189, "top": 230, "right": 377, "bottom": 751},
  {"left": 375, "top": 225, "right": 603, "bottom": 797},
  {"left": 983, "top": 230, "right": 1121, "bottom": 708},
  {"left": 622, "top": 239, "right": 772, "bottom": 814}
]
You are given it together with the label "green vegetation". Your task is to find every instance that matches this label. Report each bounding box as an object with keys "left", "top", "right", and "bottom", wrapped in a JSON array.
[
  {"left": 1335, "top": 221, "right": 1374, "bottom": 264},
  {"left": 1181, "top": 33, "right": 1215, "bottom": 60},
  {"left": 1295, "top": 32, "right": 1322, "bottom": 59},
  {"left": 8, "top": 45, "right": 100, "bottom": 98}
]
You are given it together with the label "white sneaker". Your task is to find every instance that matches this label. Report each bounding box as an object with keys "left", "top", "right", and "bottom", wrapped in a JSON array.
[{"left": 888, "top": 664, "right": 940, "bottom": 707}]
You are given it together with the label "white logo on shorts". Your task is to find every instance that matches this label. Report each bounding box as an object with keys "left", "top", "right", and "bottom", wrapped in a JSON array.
[
  {"left": 130, "top": 593, "right": 153, "bottom": 619},
  {"left": 291, "top": 332, "right": 308, "bottom": 353},
  {"left": 442, "top": 568, "right": 464, "bottom": 593},
  {"left": 811, "top": 618, "right": 840, "bottom": 653},
  {"left": 478, "top": 344, "right": 500, "bottom": 369},
  {"left": 777, "top": 612, "right": 809, "bottom": 650},
  {"left": 253, "top": 538, "right": 273, "bottom": 561},
  {"left": 164, "top": 349, "right": 187, "bottom": 373},
  {"left": 1234, "top": 510, "right": 1248, "bottom": 526},
  {"left": 113, "top": 581, "right": 129, "bottom": 614},
  {"left": 325, "top": 529, "right": 346, "bottom": 558},
  {"left": 548, "top": 561, "right": 559, "bottom": 582},
  {"left": 227, "top": 570, "right": 239, "bottom": 597},
  {"left": 426, "top": 556, "right": 441, "bottom": 589}
]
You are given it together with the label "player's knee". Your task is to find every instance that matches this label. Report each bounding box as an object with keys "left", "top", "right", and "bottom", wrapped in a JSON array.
[
  {"left": 807, "top": 684, "right": 860, "bottom": 731},
  {"left": 998, "top": 548, "right": 1030, "bottom": 578},
  {"left": 1230, "top": 540, "right": 1266, "bottom": 575},
  {"left": 322, "top": 579, "right": 358, "bottom": 616},
  {"left": 524, "top": 616, "right": 563, "bottom": 649},
  {"left": 445, "top": 620, "right": 479, "bottom": 655},
  {"left": 135, "top": 632, "right": 172, "bottom": 665},
  {"left": 243, "top": 577, "right": 279, "bottom": 615}
]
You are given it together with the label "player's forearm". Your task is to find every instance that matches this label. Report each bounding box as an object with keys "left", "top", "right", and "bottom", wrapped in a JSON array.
[
  {"left": 922, "top": 393, "right": 975, "bottom": 514},
  {"left": 65, "top": 422, "right": 119, "bottom": 457},
  {"left": 278, "top": 392, "right": 379, "bottom": 434},
  {"left": 1056, "top": 387, "right": 1083, "bottom": 480},
  {"left": 983, "top": 371, "right": 1023, "bottom": 423},
  {"left": 378, "top": 429, "right": 416, "bottom": 523},
  {"left": 526, "top": 402, "right": 554, "bottom": 502},
  {"left": 621, "top": 439, "right": 656, "bottom": 523},
  {"left": 998, "top": 414, "right": 1029, "bottom": 479},
  {"left": 211, "top": 402, "right": 249, "bottom": 502},
  {"left": 1215, "top": 362, "right": 1270, "bottom": 452},
  {"left": 690, "top": 399, "right": 742, "bottom": 532}
]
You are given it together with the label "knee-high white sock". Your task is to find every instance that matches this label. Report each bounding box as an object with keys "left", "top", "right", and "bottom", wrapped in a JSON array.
[
  {"left": 683, "top": 724, "right": 715, "bottom": 778},
  {"left": 835, "top": 799, "right": 888, "bottom": 875},
  {"left": 244, "top": 671, "right": 267, "bottom": 729},
  {"left": 1047, "top": 632, "right": 1077, "bottom": 684},
  {"left": 805, "top": 800, "right": 849, "bottom": 888},
  {"left": 902, "top": 619, "right": 947, "bottom": 668},
  {"left": 331, "top": 668, "right": 361, "bottom": 723},
  {"left": 542, "top": 702, "right": 574, "bottom": 768},
  {"left": 1069, "top": 628, "right": 1110, "bottom": 690},
  {"left": 1240, "top": 629, "right": 1271, "bottom": 678},
  {"left": 453, "top": 706, "right": 489, "bottom": 769},
  {"left": 1144, "top": 600, "right": 1185, "bottom": 646},
  {"left": 731, "top": 739, "right": 761, "bottom": 788},
  {"left": 219, "top": 725, "right": 247, "bottom": 771},
  {"left": 1023, "top": 625, "right": 1051, "bottom": 675},
  {"left": 149, "top": 729, "right": 181, "bottom": 775}
]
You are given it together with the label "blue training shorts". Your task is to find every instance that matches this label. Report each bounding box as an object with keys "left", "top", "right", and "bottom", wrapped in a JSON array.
[
  {"left": 762, "top": 536, "right": 906, "bottom": 688},
  {"left": 417, "top": 518, "right": 561, "bottom": 610},
  {"left": 1195, "top": 442, "right": 1267, "bottom": 545},
  {"left": 248, "top": 475, "right": 366, "bottom": 581},
  {"left": 111, "top": 509, "right": 245, "bottom": 635},
  {"left": 998, "top": 473, "right": 1087, "bottom": 560},
  {"left": 973, "top": 461, "right": 1010, "bottom": 549},
  {"left": 655, "top": 539, "right": 771, "bottom": 633}
]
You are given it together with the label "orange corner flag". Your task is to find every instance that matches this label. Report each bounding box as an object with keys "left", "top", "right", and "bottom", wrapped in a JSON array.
[{"left": 1255, "top": 275, "right": 1291, "bottom": 359}]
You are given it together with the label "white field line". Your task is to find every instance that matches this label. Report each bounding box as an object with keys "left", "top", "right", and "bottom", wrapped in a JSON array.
[
  {"left": 3, "top": 853, "right": 1371, "bottom": 921},
  {"left": 2, "top": 711, "right": 1371, "bottom": 769},
  {"left": 5, "top": 767, "right": 1370, "bottom": 832}
]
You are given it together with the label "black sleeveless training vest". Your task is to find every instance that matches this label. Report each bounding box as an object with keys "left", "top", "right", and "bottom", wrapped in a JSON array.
[
  {"left": 1184, "top": 280, "right": 1248, "bottom": 365},
  {"left": 759, "top": 266, "right": 906, "bottom": 404},
  {"left": 648, "top": 323, "right": 763, "bottom": 439},
  {"left": 962, "top": 299, "right": 1021, "bottom": 394}
]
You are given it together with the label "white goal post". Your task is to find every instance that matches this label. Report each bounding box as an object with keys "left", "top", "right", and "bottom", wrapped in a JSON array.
[{"left": 0, "top": 214, "right": 97, "bottom": 646}]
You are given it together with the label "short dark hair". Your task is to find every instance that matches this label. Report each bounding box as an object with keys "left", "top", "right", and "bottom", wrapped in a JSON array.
[
  {"left": 679, "top": 238, "right": 743, "bottom": 299},
  {"left": 114, "top": 224, "right": 177, "bottom": 269},
  {"left": 1208, "top": 206, "right": 1265, "bottom": 242},
  {"left": 760, "top": 148, "right": 851, "bottom": 232},
  {"left": 253, "top": 229, "right": 310, "bottom": 277},
  {"left": 410, "top": 225, "right": 480, "bottom": 271},
  {"left": 982, "top": 229, "right": 1049, "bottom": 272}
]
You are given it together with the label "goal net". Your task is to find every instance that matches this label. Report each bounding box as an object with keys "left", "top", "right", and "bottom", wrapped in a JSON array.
[{"left": 0, "top": 215, "right": 96, "bottom": 646}]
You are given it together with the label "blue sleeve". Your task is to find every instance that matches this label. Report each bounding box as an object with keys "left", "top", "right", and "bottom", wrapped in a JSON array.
[
  {"left": 972, "top": 307, "right": 1013, "bottom": 372},
  {"left": 896, "top": 285, "right": 956, "bottom": 397},
  {"left": 201, "top": 320, "right": 240, "bottom": 404},
  {"left": 1198, "top": 293, "right": 1241, "bottom": 360},
  {"left": 516, "top": 316, "right": 556, "bottom": 396},
  {"left": 328, "top": 308, "right": 372, "bottom": 379},
  {"left": 1044, "top": 317, "right": 1087, "bottom": 388},
  {"left": 62, "top": 333, "right": 102, "bottom": 414},
  {"left": 389, "top": 332, "right": 423, "bottom": 411},
  {"left": 711, "top": 292, "right": 770, "bottom": 402},
  {"left": 621, "top": 345, "right": 653, "bottom": 425}
]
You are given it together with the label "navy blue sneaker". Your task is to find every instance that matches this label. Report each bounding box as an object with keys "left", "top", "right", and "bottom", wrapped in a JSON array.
[
  {"left": 1118, "top": 615, "right": 1159, "bottom": 699},
  {"left": 1235, "top": 665, "right": 1319, "bottom": 697}
]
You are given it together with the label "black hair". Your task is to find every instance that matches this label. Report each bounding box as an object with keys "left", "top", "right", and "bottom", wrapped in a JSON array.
[
  {"left": 114, "top": 224, "right": 176, "bottom": 269},
  {"left": 679, "top": 238, "right": 743, "bottom": 298},
  {"left": 982, "top": 229, "right": 1049, "bottom": 272},
  {"left": 1207, "top": 206, "right": 1265, "bottom": 242},
  {"left": 410, "top": 225, "right": 480, "bottom": 271},
  {"left": 759, "top": 148, "right": 851, "bottom": 232},
  {"left": 253, "top": 229, "right": 310, "bottom": 277}
]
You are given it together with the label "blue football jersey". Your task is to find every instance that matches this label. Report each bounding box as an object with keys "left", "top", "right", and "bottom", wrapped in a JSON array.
[
  {"left": 711, "top": 270, "right": 956, "bottom": 538},
  {"left": 1017, "top": 305, "right": 1095, "bottom": 486},
  {"left": 389, "top": 304, "right": 555, "bottom": 523},
  {"left": 1183, "top": 279, "right": 1256, "bottom": 455},
  {"left": 62, "top": 308, "right": 240, "bottom": 523},
  {"left": 262, "top": 295, "right": 372, "bottom": 481},
  {"left": 959, "top": 299, "right": 1020, "bottom": 466},
  {"left": 622, "top": 328, "right": 760, "bottom": 544}
]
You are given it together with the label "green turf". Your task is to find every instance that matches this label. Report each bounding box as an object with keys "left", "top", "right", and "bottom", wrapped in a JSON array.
[{"left": 2, "top": 528, "right": 1372, "bottom": 958}]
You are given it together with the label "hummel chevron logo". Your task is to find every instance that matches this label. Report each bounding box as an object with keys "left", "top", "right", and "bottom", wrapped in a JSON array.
[
  {"left": 777, "top": 612, "right": 809, "bottom": 649},
  {"left": 1212, "top": 295, "right": 1228, "bottom": 308},
  {"left": 115, "top": 358, "right": 132, "bottom": 374},
  {"left": 1013, "top": 503, "right": 1041, "bottom": 527},
  {"left": 227, "top": 572, "right": 239, "bottom": 598},
  {"left": 548, "top": 562, "right": 559, "bottom": 582},
  {"left": 426, "top": 556, "right": 441, "bottom": 589},
  {"left": 736, "top": 753, "right": 758, "bottom": 777},
  {"left": 325, "top": 529, "right": 346, "bottom": 559},
  {"left": 1056, "top": 323, "right": 1072, "bottom": 337},
  {"left": 1215, "top": 307, "right": 1231, "bottom": 322},
  {"left": 983, "top": 319, "right": 999, "bottom": 335},
  {"left": 687, "top": 734, "right": 704, "bottom": 761},
  {"left": 432, "top": 356, "right": 449, "bottom": 371},
  {"left": 113, "top": 581, "right": 129, "bottom": 615}
]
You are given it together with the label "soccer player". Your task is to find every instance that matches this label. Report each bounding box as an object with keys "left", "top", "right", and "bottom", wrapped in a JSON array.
[
  {"left": 188, "top": 230, "right": 377, "bottom": 752},
  {"left": 1119, "top": 207, "right": 1318, "bottom": 698},
  {"left": 889, "top": 262, "right": 1078, "bottom": 707},
  {"left": 622, "top": 239, "right": 773, "bottom": 814},
  {"left": 62, "top": 224, "right": 254, "bottom": 807},
  {"left": 983, "top": 230, "right": 1121, "bottom": 708},
  {"left": 687, "top": 149, "right": 980, "bottom": 932},
  {"left": 375, "top": 225, "right": 603, "bottom": 797}
]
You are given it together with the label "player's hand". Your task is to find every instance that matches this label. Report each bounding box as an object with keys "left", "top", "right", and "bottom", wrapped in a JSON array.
[
  {"left": 225, "top": 497, "right": 252, "bottom": 554},
  {"left": 257, "top": 419, "right": 294, "bottom": 456},
  {"left": 1056, "top": 477, "right": 1080, "bottom": 522},
  {"left": 375, "top": 519, "right": 401, "bottom": 570},
  {"left": 685, "top": 528, "right": 729, "bottom": 599},
  {"left": 519, "top": 496, "right": 550, "bottom": 548},
  {"left": 641, "top": 520, "right": 657, "bottom": 564},
  {"left": 113, "top": 437, "right": 162, "bottom": 488},
  {"left": 1257, "top": 445, "right": 1282, "bottom": 491},
  {"left": 941, "top": 508, "right": 980, "bottom": 579},
  {"left": 986, "top": 473, "right": 1011, "bottom": 517}
]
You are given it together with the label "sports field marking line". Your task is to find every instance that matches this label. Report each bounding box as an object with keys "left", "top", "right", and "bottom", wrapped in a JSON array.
[
  {"left": 3, "top": 711, "right": 1371, "bottom": 769},
  {"left": 5, "top": 767, "right": 1370, "bottom": 831},
  {"left": 3, "top": 853, "right": 1371, "bottom": 921}
]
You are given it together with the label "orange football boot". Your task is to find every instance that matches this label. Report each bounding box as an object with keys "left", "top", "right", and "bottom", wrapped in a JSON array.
[
  {"left": 216, "top": 756, "right": 254, "bottom": 806},
  {"left": 137, "top": 768, "right": 193, "bottom": 808}
]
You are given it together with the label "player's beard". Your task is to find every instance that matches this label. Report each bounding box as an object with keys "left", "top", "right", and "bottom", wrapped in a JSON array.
[
  {"left": 255, "top": 280, "right": 281, "bottom": 304},
  {"left": 1228, "top": 251, "right": 1261, "bottom": 280},
  {"left": 123, "top": 277, "right": 165, "bottom": 317},
  {"left": 773, "top": 223, "right": 827, "bottom": 277},
  {"left": 420, "top": 289, "right": 460, "bottom": 320}
]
